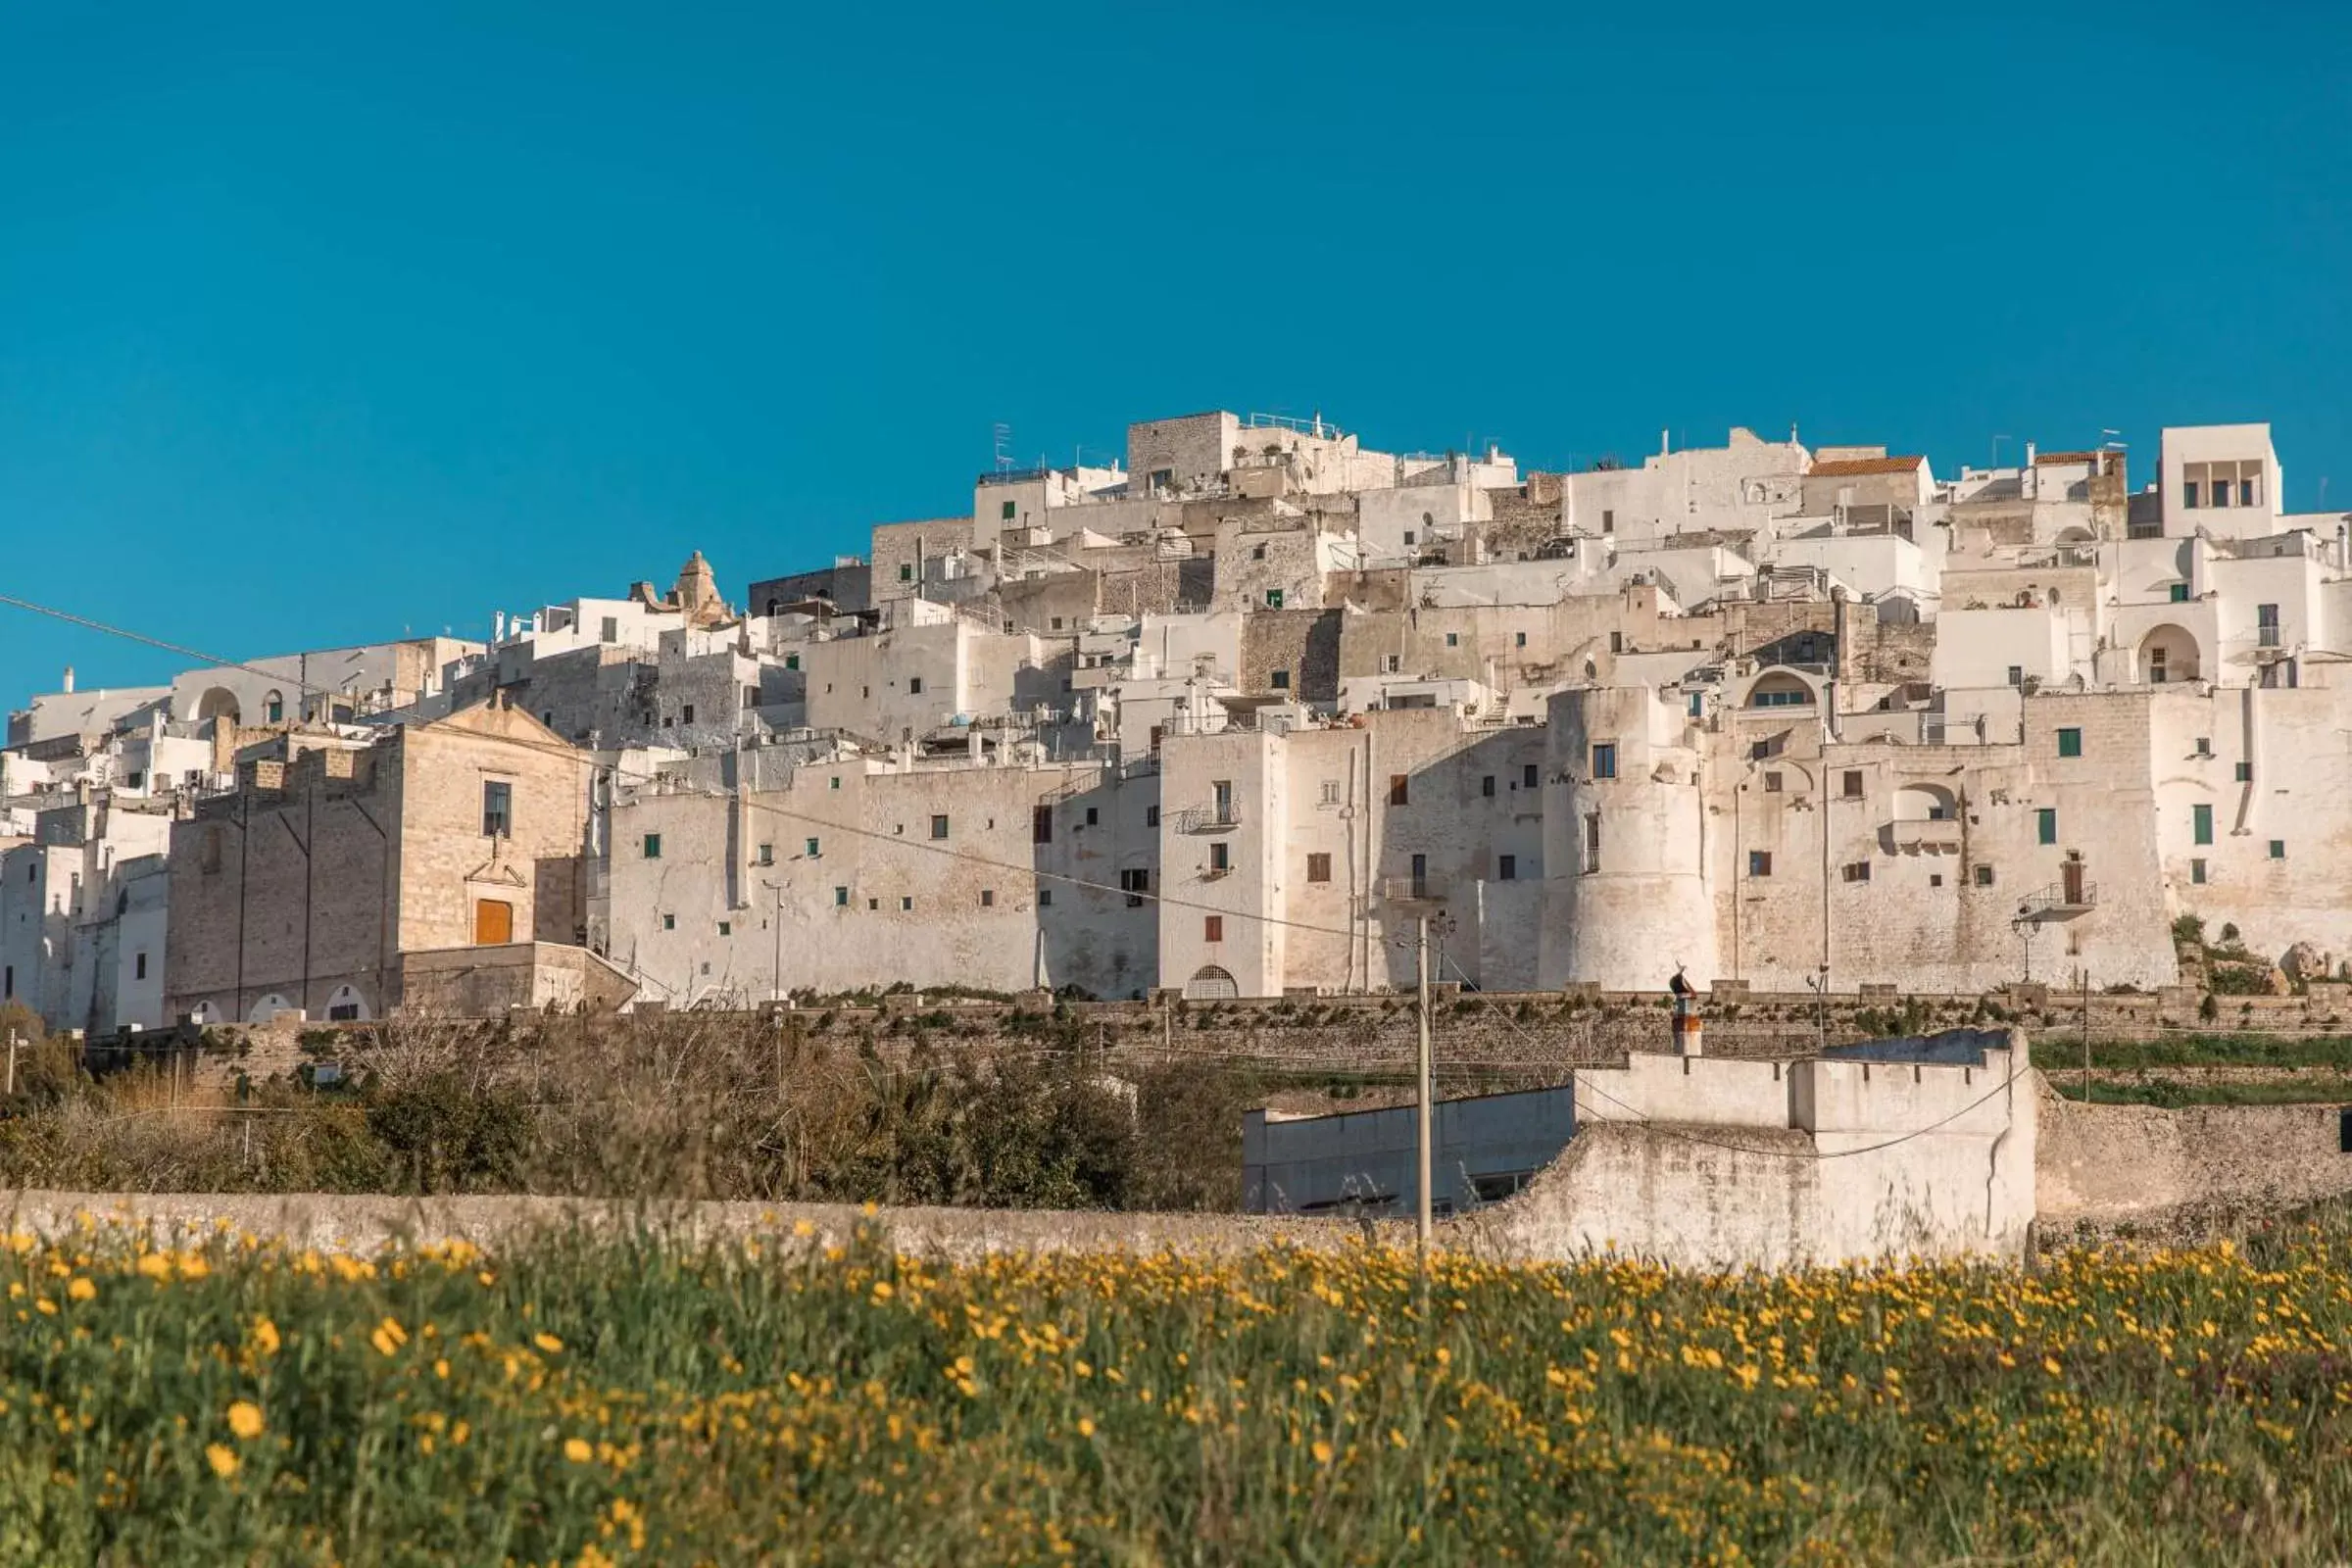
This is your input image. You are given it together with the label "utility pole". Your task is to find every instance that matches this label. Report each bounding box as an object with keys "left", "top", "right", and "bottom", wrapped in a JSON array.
[
  {"left": 1415, "top": 912, "right": 1433, "bottom": 1258},
  {"left": 763, "top": 881, "right": 786, "bottom": 1004},
  {"left": 2082, "top": 967, "right": 2092, "bottom": 1104},
  {"left": 4, "top": 1032, "right": 19, "bottom": 1097}
]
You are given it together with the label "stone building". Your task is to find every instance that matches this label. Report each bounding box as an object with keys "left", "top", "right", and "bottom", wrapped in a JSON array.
[{"left": 163, "top": 699, "right": 589, "bottom": 1023}]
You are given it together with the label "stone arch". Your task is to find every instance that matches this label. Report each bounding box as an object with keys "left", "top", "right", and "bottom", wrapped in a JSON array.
[
  {"left": 246, "top": 992, "right": 295, "bottom": 1023},
  {"left": 193, "top": 687, "right": 240, "bottom": 725},
  {"left": 2138, "top": 624, "right": 2201, "bottom": 684},
  {"left": 1744, "top": 670, "right": 1817, "bottom": 709},
  {"left": 324, "top": 984, "right": 371, "bottom": 1022},
  {"left": 1183, "top": 965, "right": 1240, "bottom": 1002},
  {"left": 1895, "top": 783, "right": 1957, "bottom": 821},
  {"left": 263, "top": 689, "right": 285, "bottom": 724},
  {"left": 187, "top": 1000, "right": 220, "bottom": 1026}
]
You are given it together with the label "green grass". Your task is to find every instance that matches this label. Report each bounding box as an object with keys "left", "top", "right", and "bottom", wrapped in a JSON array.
[
  {"left": 2051, "top": 1075, "right": 2352, "bottom": 1108},
  {"left": 3, "top": 1216, "right": 2350, "bottom": 1565},
  {"left": 2082, "top": 1032, "right": 2352, "bottom": 1071}
]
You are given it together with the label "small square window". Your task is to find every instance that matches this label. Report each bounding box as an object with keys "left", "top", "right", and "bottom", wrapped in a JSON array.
[
  {"left": 1147, "top": 806, "right": 1160, "bottom": 827},
  {"left": 2193, "top": 804, "right": 2214, "bottom": 845},
  {"left": 1974, "top": 865, "right": 1995, "bottom": 886},
  {"left": 2007, "top": 665, "right": 2023, "bottom": 687},
  {"left": 2056, "top": 727, "right": 2082, "bottom": 759},
  {"left": 1039, "top": 888, "right": 1053, "bottom": 907},
  {"left": 1203, "top": 915, "right": 1224, "bottom": 942},
  {"left": 805, "top": 837, "right": 820, "bottom": 858},
  {"left": 1306, "top": 853, "right": 1331, "bottom": 883},
  {"left": 1209, "top": 842, "right": 1230, "bottom": 873},
  {"left": 1592, "top": 744, "right": 1617, "bottom": 780},
  {"left": 481, "top": 780, "right": 513, "bottom": 838},
  {"left": 1001, "top": 499, "right": 1016, "bottom": 520},
  {"left": 868, "top": 898, "right": 879, "bottom": 910},
  {"left": 899, "top": 564, "right": 913, "bottom": 581},
  {"left": 1841, "top": 770, "right": 1863, "bottom": 800},
  {"left": 1609, "top": 630, "right": 1623, "bottom": 654},
  {"left": 829, "top": 776, "right": 842, "bottom": 791},
  {"left": 1384, "top": 655, "right": 1401, "bottom": 673},
  {"left": 908, "top": 676, "right": 923, "bottom": 695},
  {"left": 2270, "top": 840, "right": 2286, "bottom": 859},
  {"left": 2190, "top": 858, "right": 2207, "bottom": 885},
  {"left": 718, "top": 921, "right": 731, "bottom": 937},
  {"left": 662, "top": 913, "right": 675, "bottom": 931},
  {"left": 1515, "top": 631, "right": 1527, "bottom": 648},
  {"left": 834, "top": 886, "right": 849, "bottom": 906},
  {"left": 1404, "top": 530, "right": 1417, "bottom": 546},
  {"left": 901, "top": 896, "right": 914, "bottom": 911},
  {"left": 2170, "top": 582, "right": 2189, "bottom": 603},
  {"left": 1445, "top": 632, "right": 1458, "bottom": 648},
  {"left": 1841, "top": 861, "right": 1870, "bottom": 883},
  {"left": 2193, "top": 738, "right": 2211, "bottom": 758},
  {"left": 1601, "top": 509, "right": 1614, "bottom": 534},
  {"left": 1749, "top": 851, "right": 1772, "bottom": 877},
  {"left": 931, "top": 814, "right": 950, "bottom": 840},
  {"left": 1928, "top": 873, "right": 1943, "bottom": 888},
  {"left": 681, "top": 703, "right": 695, "bottom": 724},
  {"left": 1251, "top": 544, "right": 1266, "bottom": 561},
  {"left": 758, "top": 843, "right": 773, "bottom": 865},
  {"left": 1271, "top": 669, "right": 1291, "bottom": 690},
  {"left": 1764, "top": 771, "right": 1784, "bottom": 793},
  {"left": 2234, "top": 761, "right": 2252, "bottom": 782},
  {"left": 1522, "top": 763, "right": 1539, "bottom": 790},
  {"left": 643, "top": 833, "right": 662, "bottom": 859},
  {"left": 1085, "top": 807, "right": 1099, "bottom": 826},
  {"left": 1481, "top": 775, "right": 1495, "bottom": 798},
  {"left": 1264, "top": 589, "right": 1285, "bottom": 609},
  {"left": 981, "top": 889, "right": 996, "bottom": 907},
  {"left": 1497, "top": 854, "right": 1517, "bottom": 881},
  {"left": 1389, "top": 775, "right": 1409, "bottom": 806},
  {"left": 134, "top": 953, "right": 147, "bottom": 979}
]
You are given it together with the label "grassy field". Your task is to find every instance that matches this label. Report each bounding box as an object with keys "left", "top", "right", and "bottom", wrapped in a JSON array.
[
  {"left": 3, "top": 1217, "right": 2349, "bottom": 1566},
  {"left": 2050, "top": 1074, "right": 2352, "bottom": 1107}
]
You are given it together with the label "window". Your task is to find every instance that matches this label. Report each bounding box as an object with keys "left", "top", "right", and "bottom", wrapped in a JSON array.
[
  {"left": 1271, "top": 669, "right": 1291, "bottom": 690},
  {"left": 1841, "top": 770, "right": 1863, "bottom": 800},
  {"left": 1147, "top": 806, "right": 1160, "bottom": 827},
  {"left": 1749, "top": 851, "right": 1772, "bottom": 878},
  {"left": 1498, "top": 854, "right": 1517, "bottom": 881},
  {"left": 662, "top": 913, "right": 675, "bottom": 931},
  {"left": 829, "top": 775, "right": 841, "bottom": 790},
  {"left": 1515, "top": 631, "right": 1527, "bottom": 648},
  {"left": 1033, "top": 806, "right": 1054, "bottom": 844},
  {"left": 930, "top": 814, "right": 949, "bottom": 840},
  {"left": 1251, "top": 544, "right": 1266, "bottom": 561},
  {"left": 1592, "top": 744, "right": 1617, "bottom": 780},
  {"left": 1085, "top": 807, "right": 1099, "bottom": 826},
  {"left": 265, "top": 691, "right": 284, "bottom": 724},
  {"left": 1445, "top": 632, "right": 1458, "bottom": 648},
  {"left": 481, "top": 780, "right": 513, "bottom": 838},
  {"left": 718, "top": 921, "right": 731, "bottom": 937},
  {"left": 2037, "top": 808, "right": 2057, "bottom": 845},
  {"left": 805, "top": 837, "right": 820, "bottom": 858},
  {"left": 2194, "top": 737, "right": 2212, "bottom": 757},
  {"left": 1404, "top": 531, "right": 1417, "bottom": 547},
  {"left": 1928, "top": 873, "right": 1943, "bottom": 888},
  {"left": 1203, "top": 915, "right": 1224, "bottom": 943},
  {"left": 1265, "top": 589, "right": 1285, "bottom": 609},
  {"left": 2234, "top": 761, "right": 2252, "bottom": 782},
  {"left": 1974, "top": 865, "right": 1995, "bottom": 886},
  {"left": 681, "top": 703, "right": 695, "bottom": 725},
  {"left": 1522, "top": 763, "right": 1540, "bottom": 789},
  {"left": 901, "top": 896, "right": 914, "bottom": 911},
  {"left": 1688, "top": 693, "right": 1703, "bottom": 717},
  {"left": 2258, "top": 604, "right": 2280, "bottom": 649},
  {"left": 1482, "top": 775, "right": 1495, "bottom": 798},
  {"left": 124, "top": 769, "right": 144, "bottom": 791},
  {"left": 1306, "top": 854, "right": 1332, "bottom": 883},
  {"left": 1389, "top": 775, "right": 1408, "bottom": 806},
  {"left": 134, "top": 953, "right": 147, "bottom": 980},
  {"left": 868, "top": 898, "right": 879, "bottom": 910},
  {"left": 834, "top": 886, "right": 849, "bottom": 906},
  {"left": 1609, "top": 631, "right": 1624, "bottom": 654},
  {"left": 1583, "top": 811, "right": 1601, "bottom": 872},
  {"left": 2170, "top": 582, "right": 2190, "bottom": 604},
  {"left": 601, "top": 616, "right": 618, "bottom": 642},
  {"left": 1148, "top": 467, "right": 1173, "bottom": 491},
  {"left": 2193, "top": 804, "right": 2214, "bottom": 845},
  {"left": 1601, "top": 509, "right": 1615, "bottom": 534},
  {"left": 1763, "top": 771, "right": 1784, "bottom": 793},
  {"left": 2056, "top": 727, "right": 2082, "bottom": 759},
  {"left": 1841, "top": 861, "right": 1871, "bottom": 883},
  {"left": 2190, "top": 858, "right": 2207, "bottom": 885},
  {"left": 1209, "top": 842, "right": 1230, "bottom": 872},
  {"left": 1383, "top": 655, "right": 1401, "bottom": 673},
  {"left": 2006, "top": 665, "right": 2023, "bottom": 688},
  {"left": 899, "top": 564, "right": 913, "bottom": 581},
  {"left": 757, "top": 843, "right": 773, "bottom": 866},
  {"left": 1039, "top": 889, "right": 1053, "bottom": 907},
  {"left": 1050, "top": 617, "right": 1063, "bottom": 630},
  {"left": 2182, "top": 478, "right": 2200, "bottom": 510},
  {"left": 643, "top": 833, "right": 662, "bottom": 859},
  {"left": 2270, "top": 840, "right": 2286, "bottom": 859},
  {"left": 1001, "top": 499, "right": 1016, "bottom": 520},
  {"left": 2149, "top": 646, "right": 2170, "bottom": 683},
  {"left": 907, "top": 676, "right": 923, "bottom": 695},
  {"left": 981, "top": 889, "right": 996, "bottom": 907}
]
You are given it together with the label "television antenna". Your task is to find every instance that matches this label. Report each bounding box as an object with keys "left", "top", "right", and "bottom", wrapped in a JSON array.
[{"left": 993, "top": 422, "right": 1014, "bottom": 473}]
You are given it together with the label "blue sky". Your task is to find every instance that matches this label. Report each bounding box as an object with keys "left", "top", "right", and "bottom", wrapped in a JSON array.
[{"left": 3, "top": 1, "right": 2347, "bottom": 697}]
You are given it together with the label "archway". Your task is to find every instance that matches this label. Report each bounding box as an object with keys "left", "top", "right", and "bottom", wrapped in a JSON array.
[
  {"left": 1745, "top": 670, "right": 1817, "bottom": 709},
  {"left": 193, "top": 687, "right": 241, "bottom": 725},
  {"left": 1183, "top": 965, "right": 1240, "bottom": 1002},
  {"left": 246, "top": 993, "right": 295, "bottom": 1023},
  {"left": 2138, "top": 624, "right": 2201, "bottom": 685},
  {"left": 1895, "top": 783, "right": 1957, "bottom": 822},
  {"left": 324, "top": 984, "right": 371, "bottom": 1023},
  {"left": 187, "top": 1001, "right": 220, "bottom": 1026}
]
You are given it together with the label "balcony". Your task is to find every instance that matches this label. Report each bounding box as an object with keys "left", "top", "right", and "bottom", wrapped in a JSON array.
[
  {"left": 1883, "top": 816, "right": 1963, "bottom": 853},
  {"left": 2019, "top": 878, "right": 2097, "bottom": 920},
  {"left": 1382, "top": 875, "right": 1450, "bottom": 906},
  {"left": 1174, "top": 804, "right": 1243, "bottom": 834}
]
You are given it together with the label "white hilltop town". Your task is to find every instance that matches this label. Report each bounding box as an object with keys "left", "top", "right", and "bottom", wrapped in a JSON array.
[{"left": 7, "top": 409, "right": 2352, "bottom": 1037}]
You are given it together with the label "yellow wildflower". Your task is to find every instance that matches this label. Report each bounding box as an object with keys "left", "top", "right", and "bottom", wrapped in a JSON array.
[
  {"left": 205, "top": 1445, "right": 239, "bottom": 1478},
  {"left": 227, "top": 1401, "right": 265, "bottom": 1440}
]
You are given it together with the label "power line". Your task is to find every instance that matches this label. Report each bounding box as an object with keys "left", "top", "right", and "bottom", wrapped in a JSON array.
[{"left": 0, "top": 592, "right": 1421, "bottom": 957}]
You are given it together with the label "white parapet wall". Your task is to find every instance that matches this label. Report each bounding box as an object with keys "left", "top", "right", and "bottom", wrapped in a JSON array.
[{"left": 1455, "top": 1031, "right": 2035, "bottom": 1269}]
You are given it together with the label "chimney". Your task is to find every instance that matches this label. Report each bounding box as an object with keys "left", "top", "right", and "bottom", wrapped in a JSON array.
[{"left": 62, "top": 665, "right": 74, "bottom": 695}]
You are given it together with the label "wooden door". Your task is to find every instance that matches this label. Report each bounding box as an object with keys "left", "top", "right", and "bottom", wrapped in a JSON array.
[{"left": 473, "top": 899, "right": 514, "bottom": 946}]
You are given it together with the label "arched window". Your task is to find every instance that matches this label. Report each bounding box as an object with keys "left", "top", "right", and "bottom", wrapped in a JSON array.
[
  {"left": 1746, "top": 672, "right": 1817, "bottom": 709},
  {"left": 1184, "top": 965, "right": 1240, "bottom": 1001},
  {"left": 264, "top": 690, "right": 285, "bottom": 724}
]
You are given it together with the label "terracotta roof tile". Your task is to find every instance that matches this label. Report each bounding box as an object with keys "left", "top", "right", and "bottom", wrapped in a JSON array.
[
  {"left": 2033, "top": 450, "right": 2102, "bottom": 465},
  {"left": 1807, "top": 456, "right": 1927, "bottom": 477}
]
